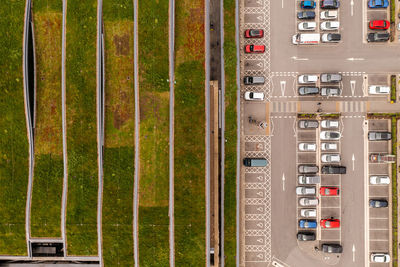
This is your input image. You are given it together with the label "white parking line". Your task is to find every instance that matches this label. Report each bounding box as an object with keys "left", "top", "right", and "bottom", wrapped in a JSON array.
[{"left": 369, "top": 228, "right": 389, "bottom": 231}]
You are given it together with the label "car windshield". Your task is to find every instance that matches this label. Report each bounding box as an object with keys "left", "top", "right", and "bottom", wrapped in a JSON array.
[
  {"left": 251, "top": 30, "right": 260, "bottom": 35},
  {"left": 326, "top": 221, "right": 331, "bottom": 227},
  {"left": 330, "top": 132, "right": 339, "bottom": 138},
  {"left": 324, "top": 189, "right": 330, "bottom": 194},
  {"left": 249, "top": 92, "right": 254, "bottom": 98}
]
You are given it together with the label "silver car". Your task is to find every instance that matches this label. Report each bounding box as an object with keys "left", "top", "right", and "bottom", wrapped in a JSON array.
[
  {"left": 321, "top": 73, "right": 342, "bottom": 83},
  {"left": 299, "top": 198, "right": 319, "bottom": 206},
  {"left": 321, "top": 142, "right": 337, "bottom": 151},
  {"left": 321, "top": 154, "right": 341, "bottom": 163},
  {"left": 296, "top": 186, "right": 316, "bottom": 195}
]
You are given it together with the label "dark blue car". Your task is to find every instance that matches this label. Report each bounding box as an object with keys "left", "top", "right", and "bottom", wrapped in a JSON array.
[
  {"left": 368, "top": 0, "right": 389, "bottom": 8},
  {"left": 299, "top": 219, "right": 317, "bottom": 229},
  {"left": 301, "top": 0, "right": 316, "bottom": 9}
]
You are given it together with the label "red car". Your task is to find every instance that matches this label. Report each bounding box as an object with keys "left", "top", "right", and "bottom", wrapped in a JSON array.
[
  {"left": 245, "top": 45, "right": 265, "bottom": 53},
  {"left": 320, "top": 219, "right": 340, "bottom": 228},
  {"left": 369, "top": 20, "right": 390, "bottom": 30},
  {"left": 245, "top": 29, "right": 264, "bottom": 38},
  {"left": 320, "top": 187, "right": 340, "bottom": 196}
]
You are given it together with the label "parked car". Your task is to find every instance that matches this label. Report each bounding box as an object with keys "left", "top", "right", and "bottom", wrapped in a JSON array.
[
  {"left": 320, "top": 187, "right": 340, "bottom": 196},
  {"left": 322, "top": 165, "right": 346, "bottom": 174},
  {"left": 320, "top": 10, "right": 338, "bottom": 19},
  {"left": 321, "top": 154, "right": 341, "bottom": 163},
  {"left": 369, "top": 85, "right": 390, "bottom": 94},
  {"left": 298, "top": 175, "right": 321, "bottom": 184},
  {"left": 297, "top": 232, "right": 316, "bottom": 241},
  {"left": 296, "top": 186, "right": 317, "bottom": 195},
  {"left": 244, "top": 29, "right": 264, "bottom": 38},
  {"left": 300, "top": 209, "right": 317, "bottom": 217},
  {"left": 298, "top": 74, "right": 318, "bottom": 84},
  {"left": 320, "top": 87, "right": 341, "bottom": 96},
  {"left": 301, "top": 0, "right": 316, "bottom": 8},
  {"left": 299, "top": 120, "right": 319, "bottom": 129},
  {"left": 321, "top": 142, "right": 338, "bottom": 151},
  {"left": 369, "top": 199, "right": 388, "bottom": 208},
  {"left": 371, "top": 253, "right": 390, "bottom": 263},
  {"left": 368, "top": 0, "right": 389, "bottom": 8},
  {"left": 320, "top": 0, "right": 340, "bottom": 9},
  {"left": 244, "top": 91, "right": 264, "bottom": 101},
  {"left": 243, "top": 76, "right": 265, "bottom": 85},
  {"left": 299, "top": 219, "right": 317, "bottom": 229},
  {"left": 321, "top": 33, "right": 341, "bottom": 42},
  {"left": 321, "top": 21, "right": 340, "bottom": 30},
  {"left": 299, "top": 197, "right": 319, "bottom": 206},
  {"left": 369, "top": 20, "right": 390, "bottom": 30},
  {"left": 321, "top": 73, "right": 342, "bottom": 83},
  {"left": 367, "top": 32, "right": 390, "bottom": 42},
  {"left": 298, "top": 165, "right": 319, "bottom": 174},
  {"left": 243, "top": 158, "right": 268, "bottom": 167},
  {"left": 368, "top": 131, "right": 391, "bottom": 141},
  {"left": 245, "top": 45, "right": 265, "bottom": 53},
  {"left": 299, "top": 143, "right": 317, "bottom": 151},
  {"left": 297, "top": 11, "right": 316, "bottom": 19},
  {"left": 370, "top": 175, "right": 390, "bottom": 185},
  {"left": 320, "top": 131, "right": 341, "bottom": 140},
  {"left": 369, "top": 153, "right": 395, "bottom": 163},
  {"left": 321, "top": 120, "right": 339, "bottom": 128},
  {"left": 298, "top": 22, "right": 317, "bottom": 31},
  {"left": 298, "top": 87, "right": 319, "bottom": 95},
  {"left": 320, "top": 219, "right": 340, "bottom": 228},
  {"left": 322, "top": 244, "right": 343, "bottom": 253}
]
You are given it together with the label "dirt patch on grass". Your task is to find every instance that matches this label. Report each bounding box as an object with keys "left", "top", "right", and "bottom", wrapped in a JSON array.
[{"left": 113, "top": 34, "right": 130, "bottom": 56}]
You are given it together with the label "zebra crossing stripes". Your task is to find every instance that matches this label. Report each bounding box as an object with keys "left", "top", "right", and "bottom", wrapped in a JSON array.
[
  {"left": 339, "top": 101, "right": 366, "bottom": 113},
  {"left": 271, "top": 101, "right": 297, "bottom": 113}
]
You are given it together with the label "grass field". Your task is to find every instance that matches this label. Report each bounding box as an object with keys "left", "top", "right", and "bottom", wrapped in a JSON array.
[
  {"left": 30, "top": 0, "right": 63, "bottom": 238},
  {"left": 0, "top": 1, "right": 29, "bottom": 255},
  {"left": 174, "top": 0, "right": 206, "bottom": 264},
  {"left": 137, "top": 0, "right": 170, "bottom": 265},
  {"left": 65, "top": 0, "right": 98, "bottom": 255},
  {"left": 101, "top": 1, "right": 135, "bottom": 265},
  {"left": 223, "top": 0, "right": 238, "bottom": 265}
]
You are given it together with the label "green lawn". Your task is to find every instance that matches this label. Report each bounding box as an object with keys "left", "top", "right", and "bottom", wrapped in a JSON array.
[
  {"left": 0, "top": 1, "right": 29, "bottom": 256},
  {"left": 101, "top": 1, "right": 135, "bottom": 265},
  {"left": 65, "top": 0, "right": 98, "bottom": 256},
  {"left": 30, "top": 0, "right": 63, "bottom": 238},
  {"left": 137, "top": 0, "right": 170, "bottom": 265},
  {"left": 174, "top": 0, "right": 206, "bottom": 264},
  {"left": 223, "top": 0, "right": 237, "bottom": 265}
]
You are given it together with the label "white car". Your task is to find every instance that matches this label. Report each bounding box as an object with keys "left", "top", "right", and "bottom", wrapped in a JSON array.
[
  {"left": 244, "top": 91, "right": 264, "bottom": 101},
  {"left": 371, "top": 253, "right": 390, "bottom": 263},
  {"left": 300, "top": 209, "right": 317, "bottom": 218},
  {"left": 321, "top": 154, "right": 341, "bottom": 163},
  {"left": 299, "top": 143, "right": 317, "bottom": 151},
  {"left": 369, "top": 85, "right": 390, "bottom": 95},
  {"left": 321, "top": 120, "right": 339, "bottom": 129},
  {"left": 296, "top": 186, "right": 316, "bottom": 195},
  {"left": 298, "top": 22, "right": 316, "bottom": 31},
  {"left": 320, "top": 10, "right": 338, "bottom": 20},
  {"left": 370, "top": 176, "right": 390, "bottom": 185},
  {"left": 321, "top": 143, "right": 337, "bottom": 151},
  {"left": 320, "top": 21, "right": 340, "bottom": 30},
  {"left": 299, "top": 197, "right": 319, "bottom": 206},
  {"left": 320, "top": 131, "right": 341, "bottom": 140},
  {"left": 298, "top": 74, "right": 318, "bottom": 84}
]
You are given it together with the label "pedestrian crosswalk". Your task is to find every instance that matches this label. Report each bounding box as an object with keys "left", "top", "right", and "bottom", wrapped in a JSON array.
[
  {"left": 339, "top": 101, "right": 366, "bottom": 113},
  {"left": 271, "top": 101, "right": 297, "bottom": 113}
]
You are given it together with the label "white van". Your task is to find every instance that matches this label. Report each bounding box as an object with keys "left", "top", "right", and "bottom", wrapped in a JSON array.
[
  {"left": 292, "top": 33, "right": 320, "bottom": 45},
  {"left": 320, "top": 10, "right": 338, "bottom": 20}
]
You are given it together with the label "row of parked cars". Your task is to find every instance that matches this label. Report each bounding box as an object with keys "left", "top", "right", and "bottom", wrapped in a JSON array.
[
  {"left": 367, "top": 0, "right": 391, "bottom": 43},
  {"left": 298, "top": 73, "right": 342, "bottom": 96},
  {"left": 297, "top": 0, "right": 340, "bottom": 32}
]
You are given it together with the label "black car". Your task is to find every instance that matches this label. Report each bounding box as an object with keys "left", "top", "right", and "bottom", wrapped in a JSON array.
[
  {"left": 297, "top": 11, "right": 316, "bottom": 19},
  {"left": 322, "top": 165, "right": 346, "bottom": 174},
  {"left": 298, "top": 87, "right": 319, "bottom": 95},
  {"left": 322, "top": 244, "right": 343, "bottom": 253},
  {"left": 322, "top": 33, "right": 341, "bottom": 42},
  {"left": 369, "top": 199, "right": 388, "bottom": 208},
  {"left": 368, "top": 131, "right": 391, "bottom": 141},
  {"left": 298, "top": 120, "right": 319, "bottom": 129},
  {"left": 320, "top": 0, "right": 340, "bottom": 8},
  {"left": 297, "top": 232, "right": 316, "bottom": 241},
  {"left": 367, "top": 32, "right": 390, "bottom": 42}
]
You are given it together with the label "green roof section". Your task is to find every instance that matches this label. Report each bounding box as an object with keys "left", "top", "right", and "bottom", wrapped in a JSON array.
[
  {"left": 101, "top": 0, "right": 135, "bottom": 265},
  {"left": 65, "top": 0, "right": 98, "bottom": 256},
  {"left": 0, "top": 1, "right": 29, "bottom": 256},
  {"left": 30, "top": 0, "right": 63, "bottom": 239},
  {"left": 137, "top": 0, "right": 170, "bottom": 265}
]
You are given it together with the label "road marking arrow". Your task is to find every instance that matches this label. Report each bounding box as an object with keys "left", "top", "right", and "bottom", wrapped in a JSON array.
[
  {"left": 347, "top": 57, "right": 365, "bottom": 61},
  {"left": 350, "top": 80, "right": 356, "bottom": 96},
  {"left": 352, "top": 244, "right": 355, "bottom": 262},
  {"left": 351, "top": 0, "right": 354, "bottom": 16},
  {"left": 352, "top": 154, "right": 355, "bottom": 171},
  {"left": 291, "top": 56, "right": 309, "bottom": 61},
  {"left": 282, "top": 173, "right": 286, "bottom": 191},
  {"left": 280, "top": 81, "right": 286, "bottom": 96}
]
